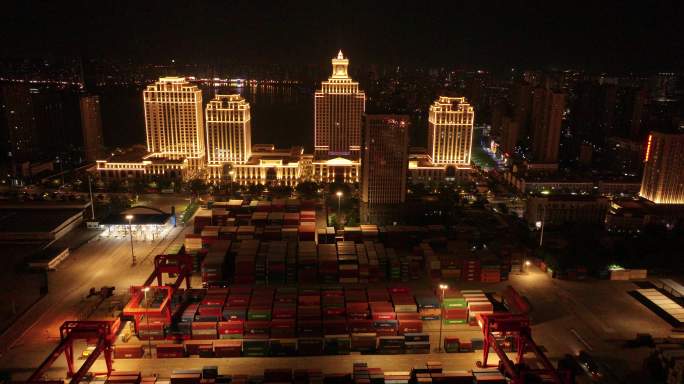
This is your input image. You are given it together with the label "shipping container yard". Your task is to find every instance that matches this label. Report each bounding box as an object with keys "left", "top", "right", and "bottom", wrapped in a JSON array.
[{"left": 0, "top": 202, "right": 680, "bottom": 384}]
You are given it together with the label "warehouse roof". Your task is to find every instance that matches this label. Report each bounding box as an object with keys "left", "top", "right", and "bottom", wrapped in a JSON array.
[
  {"left": 0, "top": 209, "right": 83, "bottom": 233},
  {"left": 101, "top": 206, "right": 171, "bottom": 226}
]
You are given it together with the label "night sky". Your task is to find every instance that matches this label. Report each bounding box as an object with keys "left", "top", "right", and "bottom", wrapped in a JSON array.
[{"left": 1, "top": 0, "right": 682, "bottom": 71}]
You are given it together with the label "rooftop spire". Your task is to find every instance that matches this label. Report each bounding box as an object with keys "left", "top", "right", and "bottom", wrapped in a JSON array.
[{"left": 337, "top": 50, "right": 344, "bottom": 59}]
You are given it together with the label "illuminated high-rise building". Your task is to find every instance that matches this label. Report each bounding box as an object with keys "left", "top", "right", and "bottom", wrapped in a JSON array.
[
  {"left": 205, "top": 94, "right": 251, "bottom": 165},
  {"left": 143, "top": 77, "right": 204, "bottom": 168},
  {"left": 361, "top": 115, "right": 409, "bottom": 224},
  {"left": 428, "top": 96, "right": 474, "bottom": 167},
  {"left": 314, "top": 50, "right": 365, "bottom": 159},
  {"left": 79, "top": 94, "right": 104, "bottom": 162},
  {"left": 531, "top": 87, "right": 565, "bottom": 163},
  {"left": 640, "top": 132, "right": 684, "bottom": 204}
]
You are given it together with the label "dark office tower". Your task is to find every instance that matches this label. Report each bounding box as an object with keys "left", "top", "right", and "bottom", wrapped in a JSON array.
[
  {"left": 601, "top": 84, "right": 618, "bottom": 137},
  {"left": 572, "top": 81, "right": 617, "bottom": 142},
  {"left": 640, "top": 132, "right": 684, "bottom": 205},
  {"left": 361, "top": 115, "right": 410, "bottom": 224},
  {"left": 531, "top": 87, "right": 565, "bottom": 163},
  {"left": 0, "top": 83, "right": 36, "bottom": 159},
  {"left": 31, "top": 89, "right": 68, "bottom": 156},
  {"left": 79, "top": 95, "right": 104, "bottom": 162},
  {"left": 629, "top": 88, "right": 647, "bottom": 140},
  {"left": 500, "top": 117, "right": 520, "bottom": 156},
  {"left": 511, "top": 82, "right": 532, "bottom": 137}
]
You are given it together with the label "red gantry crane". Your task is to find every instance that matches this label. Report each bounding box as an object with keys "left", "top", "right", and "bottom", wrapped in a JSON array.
[
  {"left": 27, "top": 320, "right": 120, "bottom": 384},
  {"left": 477, "top": 313, "right": 573, "bottom": 384},
  {"left": 123, "top": 253, "right": 193, "bottom": 332}
]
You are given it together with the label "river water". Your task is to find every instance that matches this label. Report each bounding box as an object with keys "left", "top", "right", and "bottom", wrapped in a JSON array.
[{"left": 98, "top": 83, "right": 313, "bottom": 152}]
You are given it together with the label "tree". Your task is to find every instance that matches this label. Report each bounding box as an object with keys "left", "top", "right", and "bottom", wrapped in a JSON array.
[
  {"left": 132, "top": 179, "right": 147, "bottom": 195},
  {"left": 248, "top": 183, "right": 266, "bottom": 196},
  {"left": 270, "top": 185, "right": 293, "bottom": 198},
  {"left": 295, "top": 181, "right": 320, "bottom": 200},
  {"left": 188, "top": 178, "right": 208, "bottom": 195}
]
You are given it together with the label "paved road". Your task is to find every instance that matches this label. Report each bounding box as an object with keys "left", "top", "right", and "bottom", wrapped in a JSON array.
[{"left": 0, "top": 221, "right": 193, "bottom": 377}]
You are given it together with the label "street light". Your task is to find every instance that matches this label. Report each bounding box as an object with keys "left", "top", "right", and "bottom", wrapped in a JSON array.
[
  {"left": 537, "top": 204, "right": 546, "bottom": 247},
  {"left": 142, "top": 287, "right": 152, "bottom": 358},
  {"left": 336, "top": 191, "right": 343, "bottom": 219},
  {"left": 438, "top": 283, "right": 448, "bottom": 352},
  {"left": 228, "top": 170, "right": 234, "bottom": 196},
  {"left": 125, "top": 214, "right": 135, "bottom": 265}
]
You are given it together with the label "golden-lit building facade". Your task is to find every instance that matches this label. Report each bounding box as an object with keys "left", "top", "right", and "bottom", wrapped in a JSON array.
[
  {"left": 143, "top": 77, "right": 205, "bottom": 169},
  {"left": 205, "top": 95, "right": 251, "bottom": 182},
  {"left": 310, "top": 157, "right": 360, "bottom": 184},
  {"left": 96, "top": 146, "right": 189, "bottom": 181},
  {"left": 314, "top": 50, "right": 365, "bottom": 160},
  {"left": 231, "top": 145, "right": 306, "bottom": 187},
  {"left": 640, "top": 132, "right": 684, "bottom": 204},
  {"left": 428, "top": 96, "right": 474, "bottom": 167},
  {"left": 206, "top": 94, "right": 251, "bottom": 164}
]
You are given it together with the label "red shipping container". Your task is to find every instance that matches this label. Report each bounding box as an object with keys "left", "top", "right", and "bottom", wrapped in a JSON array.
[
  {"left": 271, "top": 319, "right": 296, "bottom": 338},
  {"left": 213, "top": 340, "right": 242, "bottom": 357},
  {"left": 297, "top": 305, "right": 321, "bottom": 320},
  {"left": 298, "top": 294, "right": 321, "bottom": 306},
  {"left": 297, "top": 320, "right": 322, "bottom": 337},
  {"left": 114, "top": 345, "right": 144, "bottom": 359},
  {"left": 273, "top": 304, "right": 296, "bottom": 319},
  {"left": 348, "top": 319, "right": 374, "bottom": 333},
  {"left": 397, "top": 320, "right": 423, "bottom": 334},
  {"left": 323, "top": 306, "right": 345, "bottom": 317},
  {"left": 156, "top": 344, "right": 185, "bottom": 358},
  {"left": 228, "top": 295, "right": 250, "bottom": 306},
  {"left": 372, "top": 312, "right": 396, "bottom": 320},
  {"left": 323, "top": 319, "right": 348, "bottom": 335},
  {"left": 185, "top": 340, "right": 212, "bottom": 355},
  {"left": 217, "top": 321, "right": 243, "bottom": 336},
  {"left": 397, "top": 312, "right": 420, "bottom": 320}
]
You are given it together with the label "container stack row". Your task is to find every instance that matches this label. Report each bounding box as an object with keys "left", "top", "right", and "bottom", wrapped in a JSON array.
[
  {"left": 105, "top": 363, "right": 506, "bottom": 384},
  {"left": 198, "top": 240, "right": 407, "bottom": 285}
]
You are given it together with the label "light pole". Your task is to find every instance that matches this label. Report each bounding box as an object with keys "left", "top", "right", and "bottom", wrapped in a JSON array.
[
  {"left": 87, "top": 175, "right": 95, "bottom": 221},
  {"left": 438, "top": 283, "right": 448, "bottom": 352},
  {"left": 525, "top": 260, "right": 531, "bottom": 273},
  {"left": 142, "top": 287, "right": 152, "bottom": 357},
  {"left": 537, "top": 204, "right": 546, "bottom": 248},
  {"left": 336, "top": 191, "right": 343, "bottom": 219},
  {"left": 126, "top": 214, "right": 135, "bottom": 265}
]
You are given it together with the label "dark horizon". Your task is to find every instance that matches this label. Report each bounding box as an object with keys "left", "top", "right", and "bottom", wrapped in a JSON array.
[{"left": 1, "top": 1, "right": 682, "bottom": 73}]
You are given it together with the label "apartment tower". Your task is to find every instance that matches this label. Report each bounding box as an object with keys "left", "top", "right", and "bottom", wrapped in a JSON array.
[
  {"left": 143, "top": 77, "right": 205, "bottom": 168},
  {"left": 428, "top": 96, "right": 474, "bottom": 167},
  {"left": 640, "top": 132, "right": 684, "bottom": 204}
]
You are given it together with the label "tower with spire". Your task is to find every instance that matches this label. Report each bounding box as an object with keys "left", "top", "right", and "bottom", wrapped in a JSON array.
[{"left": 314, "top": 50, "right": 365, "bottom": 164}]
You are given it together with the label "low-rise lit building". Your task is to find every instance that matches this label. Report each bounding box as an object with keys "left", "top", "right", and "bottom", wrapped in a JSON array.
[
  {"left": 408, "top": 149, "right": 446, "bottom": 185},
  {"left": 310, "top": 156, "right": 360, "bottom": 184},
  {"left": 606, "top": 198, "right": 684, "bottom": 232},
  {"left": 96, "top": 145, "right": 188, "bottom": 181},
  {"left": 232, "top": 145, "right": 308, "bottom": 187},
  {"left": 525, "top": 195, "right": 609, "bottom": 227}
]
